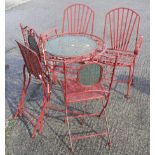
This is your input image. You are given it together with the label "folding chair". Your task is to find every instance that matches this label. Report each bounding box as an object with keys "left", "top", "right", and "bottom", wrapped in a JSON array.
[
  {"left": 63, "top": 55, "right": 118, "bottom": 152},
  {"left": 14, "top": 41, "right": 52, "bottom": 138},
  {"left": 20, "top": 23, "right": 59, "bottom": 80},
  {"left": 20, "top": 23, "right": 41, "bottom": 60},
  {"left": 103, "top": 8, "right": 143, "bottom": 97}
]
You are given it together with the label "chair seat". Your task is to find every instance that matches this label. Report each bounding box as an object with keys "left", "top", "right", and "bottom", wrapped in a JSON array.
[
  {"left": 101, "top": 50, "right": 135, "bottom": 67},
  {"left": 66, "top": 79, "right": 106, "bottom": 103}
]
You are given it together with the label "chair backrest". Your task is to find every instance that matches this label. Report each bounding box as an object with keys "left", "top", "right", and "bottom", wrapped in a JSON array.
[
  {"left": 20, "top": 23, "right": 41, "bottom": 60},
  {"left": 16, "top": 41, "right": 44, "bottom": 80},
  {"left": 62, "top": 3, "right": 95, "bottom": 34},
  {"left": 64, "top": 56, "right": 117, "bottom": 95},
  {"left": 103, "top": 8, "right": 140, "bottom": 51}
]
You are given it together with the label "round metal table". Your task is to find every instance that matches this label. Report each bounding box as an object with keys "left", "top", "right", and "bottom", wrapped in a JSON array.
[{"left": 44, "top": 33, "right": 105, "bottom": 61}]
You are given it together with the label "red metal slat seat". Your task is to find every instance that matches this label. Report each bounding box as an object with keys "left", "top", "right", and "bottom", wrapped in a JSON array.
[
  {"left": 104, "top": 50, "right": 135, "bottom": 67},
  {"left": 66, "top": 79, "right": 106, "bottom": 103}
]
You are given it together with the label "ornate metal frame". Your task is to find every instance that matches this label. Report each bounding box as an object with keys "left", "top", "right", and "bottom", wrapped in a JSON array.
[{"left": 103, "top": 8, "right": 143, "bottom": 97}]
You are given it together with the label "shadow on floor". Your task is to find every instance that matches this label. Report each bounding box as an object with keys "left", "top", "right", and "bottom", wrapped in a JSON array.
[{"left": 113, "top": 74, "right": 150, "bottom": 96}]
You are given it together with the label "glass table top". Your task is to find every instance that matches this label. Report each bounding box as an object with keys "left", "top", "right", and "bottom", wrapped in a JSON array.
[{"left": 45, "top": 35, "right": 97, "bottom": 57}]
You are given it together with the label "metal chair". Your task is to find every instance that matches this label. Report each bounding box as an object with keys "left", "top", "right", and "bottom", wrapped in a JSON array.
[
  {"left": 62, "top": 3, "right": 95, "bottom": 34},
  {"left": 63, "top": 55, "right": 118, "bottom": 152},
  {"left": 14, "top": 41, "right": 52, "bottom": 138},
  {"left": 20, "top": 24, "right": 59, "bottom": 77},
  {"left": 103, "top": 8, "right": 143, "bottom": 97},
  {"left": 20, "top": 23, "right": 41, "bottom": 60}
]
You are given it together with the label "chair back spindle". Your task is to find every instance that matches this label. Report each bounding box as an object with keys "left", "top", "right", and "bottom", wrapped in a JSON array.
[
  {"left": 103, "top": 8, "right": 140, "bottom": 51},
  {"left": 62, "top": 4, "right": 95, "bottom": 34}
]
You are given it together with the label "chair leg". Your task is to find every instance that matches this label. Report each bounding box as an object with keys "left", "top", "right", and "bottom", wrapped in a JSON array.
[
  {"left": 14, "top": 66, "right": 31, "bottom": 119},
  {"left": 64, "top": 99, "right": 113, "bottom": 152},
  {"left": 98, "top": 94, "right": 110, "bottom": 118},
  {"left": 65, "top": 103, "right": 74, "bottom": 153},
  {"left": 125, "top": 66, "right": 133, "bottom": 98},
  {"left": 45, "top": 83, "right": 52, "bottom": 116},
  {"left": 79, "top": 102, "right": 87, "bottom": 125},
  {"left": 103, "top": 109, "right": 112, "bottom": 148},
  {"left": 32, "top": 93, "right": 47, "bottom": 138},
  {"left": 32, "top": 78, "right": 48, "bottom": 138},
  {"left": 34, "top": 107, "right": 45, "bottom": 136},
  {"left": 98, "top": 98, "right": 112, "bottom": 148},
  {"left": 131, "top": 61, "right": 136, "bottom": 85}
]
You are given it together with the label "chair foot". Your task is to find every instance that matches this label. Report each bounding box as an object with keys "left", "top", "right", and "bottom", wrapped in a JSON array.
[
  {"left": 108, "top": 141, "right": 112, "bottom": 147},
  {"left": 32, "top": 134, "right": 36, "bottom": 139},
  {"left": 97, "top": 114, "right": 101, "bottom": 118},
  {"left": 107, "top": 141, "right": 112, "bottom": 148},
  {"left": 98, "top": 107, "right": 106, "bottom": 118},
  {"left": 13, "top": 115, "right": 18, "bottom": 120},
  {"left": 13, "top": 109, "right": 21, "bottom": 119},
  {"left": 32, "top": 127, "right": 38, "bottom": 139},
  {"left": 79, "top": 118, "right": 84, "bottom": 125},
  {"left": 69, "top": 147, "right": 74, "bottom": 154},
  {"left": 106, "top": 140, "right": 112, "bottom": 149},
  {"left": 124, "top": 94, "right": 130, "bottom": 99},
  {"left": 45, "top": 111, "right": 49, "bottom": 117},
  {"left": 64, "top": 118, "right": 67, "bottom": 124},
  {"left": 131, "top": 79, "right": 134, "bottom": 85}
]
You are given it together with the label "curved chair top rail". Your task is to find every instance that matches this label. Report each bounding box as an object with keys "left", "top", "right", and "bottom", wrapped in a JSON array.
[
  {"left": 103, "top": 7, "right": 140, "bottom": 51},
  {"left": 62, "top": 3, "right": 95, "bottom": 34}
]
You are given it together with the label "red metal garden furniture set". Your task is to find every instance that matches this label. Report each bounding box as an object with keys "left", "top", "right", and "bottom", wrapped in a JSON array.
[{"left": 14, "top": 3, "right": 143, "bottom": 153}]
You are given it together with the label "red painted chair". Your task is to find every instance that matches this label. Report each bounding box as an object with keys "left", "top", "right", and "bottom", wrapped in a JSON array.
[
  {"left": 20, "top": 23, "right": 59, "bottom": 78},
  {"left": 14, "top": 41, "right": 52, "bottom": 138},
  {"left": 103, "top": 8, "right": 143, "bottom": 97},
  {"left": 20, "top": 23, "right": 41, "bottom": 60},
  {"left": 62, "top": 3, "right": 95, "bottom": 34},
  {"left": 63, "top": 55, "right": 118, "bottom": 152}
]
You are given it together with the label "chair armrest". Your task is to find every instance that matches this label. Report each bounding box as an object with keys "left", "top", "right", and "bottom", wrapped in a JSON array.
[
  {"left": 40, "top": 27, "right": 58, "bottom": 41},
  {"left": 134, "top": 36, "right": 143, "bottom": 55},
  {"left": 47, "top": 27, "right": 58, "bottom": 36}
]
